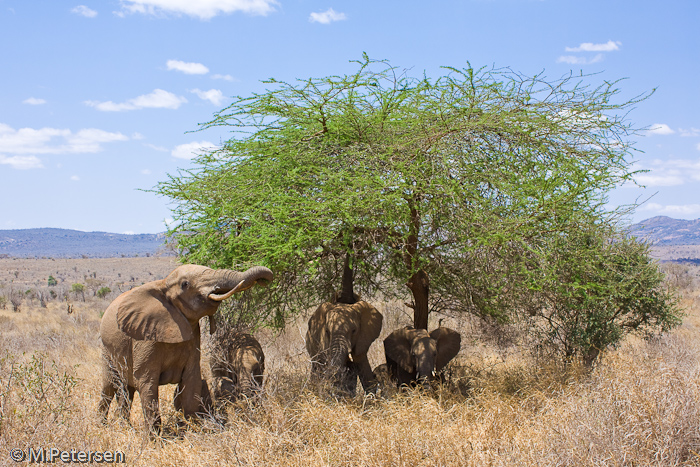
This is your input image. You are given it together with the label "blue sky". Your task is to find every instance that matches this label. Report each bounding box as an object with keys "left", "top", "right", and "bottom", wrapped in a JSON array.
[{"left": 1, "top": 0, "right": 698, "bottom": 234}]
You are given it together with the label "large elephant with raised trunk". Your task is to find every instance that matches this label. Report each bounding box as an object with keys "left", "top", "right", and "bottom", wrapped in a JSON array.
[
  {"left": 98, "top": 264, "right": 273, "bottom": 433},
  {"left": 306, "top": 300, "right": 383, "bottom": 395},
  {"left": 383, "top": 326, "right": 461, "bottom": 389}
]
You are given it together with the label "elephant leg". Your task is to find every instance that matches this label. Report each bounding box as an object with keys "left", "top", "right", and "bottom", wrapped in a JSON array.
[
  {"left": 177, "top": 363, "right": 203, "bottom": 421},
  {"left": 98, "top": 369, "right": 116, "bottom": 423},
  {"left": 114, "top": 384, "right": 135, "bottom": 420},
  {"left": 138, "top": 379, "right": 161, "bottom": 435},
  {"left": 98, "top": 358, "right": 125, "bottom": 423},
  {"left": 354, "top": 353, "right": 378, "bottom": 395}
]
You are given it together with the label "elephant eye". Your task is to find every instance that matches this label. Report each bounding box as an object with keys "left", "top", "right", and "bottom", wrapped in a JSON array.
[{"left": 181, "top": 280, "right": 189, "bottom": 289}]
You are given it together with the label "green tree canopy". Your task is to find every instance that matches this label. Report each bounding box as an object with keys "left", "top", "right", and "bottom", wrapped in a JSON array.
[{"left": 156, "top": 55, "right": 665, "bottom": 335}]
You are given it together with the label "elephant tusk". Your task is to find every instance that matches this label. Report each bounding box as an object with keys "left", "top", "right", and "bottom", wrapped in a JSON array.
[
  {"left": 431, "top": 370, "right": 437, "bottom": 378},
  {"left": 209, "top": 280, "right": 246, "bottom": 302}
]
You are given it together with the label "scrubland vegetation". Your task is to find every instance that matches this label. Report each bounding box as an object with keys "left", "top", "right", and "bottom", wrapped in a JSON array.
[{"left": 1, "top": 258, "right": 699, "bottom": 466}]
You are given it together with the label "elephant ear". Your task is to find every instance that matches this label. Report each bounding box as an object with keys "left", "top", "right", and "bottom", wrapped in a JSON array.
[
  {"left": 353, "top": 301, "right": 383, "bottom": 355},
  {"left": 430, "top": 327, "right": 461, "bottom": 371},
  {"left": 384, "top": 327, "right": 415, "bottom": 374},
  {"left": 116, "top": 283, "right": 194, "bottom": 343},
  {"left": 306, "top": 302, "right": 333, "bottom": 356}
]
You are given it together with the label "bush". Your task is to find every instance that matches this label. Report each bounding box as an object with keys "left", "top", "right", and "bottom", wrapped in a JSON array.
[
  {"left": 0, "top": 352, "right": 78, "bottom": 437},
  {"left": 525, "top": 227, "right": 683, "bottom": 365},
  {"left": 96, "top": 287, "right": 111, "bottom": 299},
  {"left": 70, "top": 283, "right": 85, "bottom": 302}
]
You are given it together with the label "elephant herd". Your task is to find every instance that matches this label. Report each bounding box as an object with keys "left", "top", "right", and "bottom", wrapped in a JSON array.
[
  {"left": 98, "top": 265, "right": 461, "bottom": 434},
  {"left": 305, "top": 299, "right": 461, "bottom": 395}
]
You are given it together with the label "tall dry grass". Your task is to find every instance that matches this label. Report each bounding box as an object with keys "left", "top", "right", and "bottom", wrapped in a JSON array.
[{"left": 1, "top": 285, "right": 700, "bottom": 465}]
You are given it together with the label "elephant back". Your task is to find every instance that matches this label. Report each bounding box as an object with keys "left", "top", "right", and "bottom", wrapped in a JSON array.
[{"left": 210, "top": 329, "right": 264, "bottom": 379}]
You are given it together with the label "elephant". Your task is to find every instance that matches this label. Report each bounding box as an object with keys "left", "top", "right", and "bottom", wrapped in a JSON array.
[
  {"left": 305, "top": 300, "right": 383, "bottom": 395},
  {"left": 209, "top": 330, "right": 265, "bottom": 403},
  {"left": 383, "top": 326, "right": 461, "bottom": 389},
  {"left": 98, "top": 264, "right": 273, "bottom": 433}
]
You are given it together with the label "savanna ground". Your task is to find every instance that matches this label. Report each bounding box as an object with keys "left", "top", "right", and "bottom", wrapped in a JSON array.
[{"left": 2, "top": 256, "right": 700, "bottom": 466}]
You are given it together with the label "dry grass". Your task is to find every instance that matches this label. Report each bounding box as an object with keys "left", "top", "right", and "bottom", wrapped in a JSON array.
[{"left": 1, "top": 258, "right": 700, "bottom": 466}]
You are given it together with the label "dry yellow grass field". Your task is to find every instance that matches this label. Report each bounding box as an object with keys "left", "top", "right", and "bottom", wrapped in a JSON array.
[{"left": 1, "top": 258, "right": 700, "bottom": 466}]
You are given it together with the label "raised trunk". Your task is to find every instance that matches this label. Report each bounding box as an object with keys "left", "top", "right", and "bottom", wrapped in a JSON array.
[{"left": 209, "top": 266, "right": 273, "bottom": 301}]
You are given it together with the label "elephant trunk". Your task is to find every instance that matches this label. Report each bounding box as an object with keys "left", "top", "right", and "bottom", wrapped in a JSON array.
[
  {"left": 209, "top": 266, "right": 274, "bottom": 302},
  {"left": 237, "top": 370, "right": 253, "bottom": 398},
  {"left": 328, "top": 333, "right": 351, "bottom": 377},
  {"left": 415, "top": 359, "right": 436, "bottom": 389}
]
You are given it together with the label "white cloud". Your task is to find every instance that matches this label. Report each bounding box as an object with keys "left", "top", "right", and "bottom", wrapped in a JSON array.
[
  {"left": 0, "top": 123, "right": 128, "bottom": 155},
  {"left": 0, "top": 155, "right": 44, "bottom": 170},
  {"left": 309, "top": 8, "right": 346, "bottom": 24},
  {"left": 647, "top": 123, "right": 675, "bottom": 135},
  {"left": 212, "top": 73, "right": 235, "bottom": 81},
  {"left": 565, "top": 40, "right": 621, "bottom": 53},
  {"left": 123, "top": 230, "right": 135, "bottom": 235},
  {"left": 556, "top": 54, "right": 604, "bottom": 65},
  {"left": 119, "top": 0, "right": 278, "bottom": 19},
  {"left": 131, "top": 132, "right": 145, "bottom": 140},
  {"left": 697, "top": 143, "right": 700, "bottom": 151},
  {"left": 634, "top": 173, "right": 685, "bottom": 187},
  {"left": 85, "top": 89, "right": 187, "bottom": 111},
  {"left": 23, "top": 97, "right": 47, "bottom": 105},
  {"left": 679, "top": 128, "right": 700, "bottom": 137},
  {"left": 146, "top": 143, "right": 169, "bottom": 152},
  {"left": 190, "top": 88, "right": 225, "bottom": 106},
  {"left": 171, "top": 141, "right": 217, "bottom": 159},
  {"left": 639, "top": 203, "right": 700, "bottom": 216},
  {"left": 70, "top": 175, "right": 80, "bottom": 181},
  {"left": 72, "top": 5, "right": 98, "bottom": 17},
  {"left": 166, "top": 59, "right": 209, "bottom": 75},
  {"left": 141, "top": 169, "right": 152, "bottom": 175},
  {"left": 633, "top": 158, "right": 700, "bottom": 187}
]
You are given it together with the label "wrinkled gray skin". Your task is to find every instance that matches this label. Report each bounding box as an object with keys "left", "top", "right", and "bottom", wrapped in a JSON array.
[
  {"left": 383, "top": 326, "right": 461, "bottom": 389},
  {"left": 306, "top": 301, "right": 383, "bottom": 396},
  {"left": 210, "top": 331, "right": 265, "bottom": 403},
  {"left": 98, "top": 264, "right": 273, "bottom": 433}
]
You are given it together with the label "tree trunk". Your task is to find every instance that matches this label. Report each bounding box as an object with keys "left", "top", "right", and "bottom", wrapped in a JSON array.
[
  {"left": 408, "top": 269, "right": 430, "bottom": 330},
  {"left": 404, "top": 196, "right": 429, "bottom": 330},
  {"left": 337, "top": 251, "right": 356, "bottom": 304}
]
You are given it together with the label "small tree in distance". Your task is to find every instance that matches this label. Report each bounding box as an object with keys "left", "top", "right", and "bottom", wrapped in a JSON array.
[
  {"left": 96, "top": 287, "right": 111, "bottom": 299},
  {"left": 70, "top": 283, "right": 86, "bottom": 302},
  {"left": 156, "top": 55, "right": 680, "bottom": 356}
]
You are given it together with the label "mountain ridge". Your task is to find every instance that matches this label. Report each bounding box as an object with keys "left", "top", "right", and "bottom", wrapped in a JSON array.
[
  {"left": 626, "top": 216, "right": 700, "bottom": 246},
  {"left": 0, "top": 228, "right": 171, "bottom": 258},
  {"left": 1, "top": 217, "right": 698, "bottom": 258}
]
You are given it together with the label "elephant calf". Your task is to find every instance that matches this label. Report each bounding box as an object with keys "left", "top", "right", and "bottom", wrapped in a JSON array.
[
  {"left": 306, "top": 300, "right": 383, "bottom": 396},
  {"left": 209, "top": 330, "right": 265, "bottom": 404},
  {"left": 383, "top": 325, "right": 461, "bottom": 389}
]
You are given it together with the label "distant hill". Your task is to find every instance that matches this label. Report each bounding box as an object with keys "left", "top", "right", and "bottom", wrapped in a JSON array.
[
  {"left": 1, "top": 217, "right": 698, "bottom": 259},
  {"left": 0, "top": 228, "right": 171, "bottom": 258},
  {"left": 627, "top": 216, "right": 700, "bottom": 246}
]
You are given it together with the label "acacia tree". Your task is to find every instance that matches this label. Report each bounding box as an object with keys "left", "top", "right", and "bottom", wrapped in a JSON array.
[{"left": 157, "top": 56, "right": 665, "bottom": 333}]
